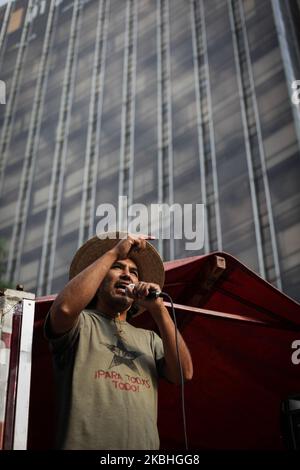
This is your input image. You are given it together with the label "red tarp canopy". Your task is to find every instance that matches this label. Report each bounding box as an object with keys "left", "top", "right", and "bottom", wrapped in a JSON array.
[{"left": 28, "top": 252, "right": 300, "bottom": 449}]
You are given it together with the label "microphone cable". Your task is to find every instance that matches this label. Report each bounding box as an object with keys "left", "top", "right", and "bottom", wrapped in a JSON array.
[
  {"left": 127, "top": 284, "right": 189, "bottom": 448},
  {"left": 160, "top": 291, "right": 189, "bottom": 450}
]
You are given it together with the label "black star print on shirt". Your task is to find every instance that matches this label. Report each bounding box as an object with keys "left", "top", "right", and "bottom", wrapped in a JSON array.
[{"left": 104, "top": 338, "right": 143, "bottom": 375}]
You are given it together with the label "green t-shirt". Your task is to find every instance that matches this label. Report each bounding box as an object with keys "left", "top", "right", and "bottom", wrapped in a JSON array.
[{"left": 45, "top": 310, "right": 164, "bottom": 450}]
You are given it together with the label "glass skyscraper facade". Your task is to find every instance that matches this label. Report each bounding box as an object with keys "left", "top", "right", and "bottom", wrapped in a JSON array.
[{"left": 0, "top": 0, "right": 299, "bottom": 301}]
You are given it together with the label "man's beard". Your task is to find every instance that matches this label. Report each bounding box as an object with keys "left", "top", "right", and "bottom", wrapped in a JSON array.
[
  {"left": 108, "top": 295, "right": 131, "bottom": 312},
  {"left": 96, "top": 284, "right": 132, "bottom": 314}
]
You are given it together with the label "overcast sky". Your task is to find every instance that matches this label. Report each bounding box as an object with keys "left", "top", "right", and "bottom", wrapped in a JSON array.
[{"left": 0, "top": 0, "right": 10, "bottom": 7}]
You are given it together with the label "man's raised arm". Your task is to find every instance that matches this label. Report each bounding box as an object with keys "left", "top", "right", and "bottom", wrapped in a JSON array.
[{"left": 49, "top": 249, "right": 118, "bottom": 335}]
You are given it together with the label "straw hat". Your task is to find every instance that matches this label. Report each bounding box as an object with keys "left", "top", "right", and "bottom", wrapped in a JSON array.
[{"left": 69, "top": 232, "right": 165, "bottom": 289}]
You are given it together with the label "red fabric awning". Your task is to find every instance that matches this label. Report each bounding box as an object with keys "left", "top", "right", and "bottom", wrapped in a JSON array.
[{"left": 28, "top": 252, "right": 300, "bottom": 449}]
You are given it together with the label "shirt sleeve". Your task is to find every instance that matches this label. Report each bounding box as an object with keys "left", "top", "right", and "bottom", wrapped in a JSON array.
[{"left": 44, "top": 310, "right": 81, "bottom": 355}]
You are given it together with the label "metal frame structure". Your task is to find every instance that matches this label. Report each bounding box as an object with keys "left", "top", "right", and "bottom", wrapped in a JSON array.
[
  {"left": 0, "top": 0, "right": 13, "bottom": 65},
  {"left": 0, "top": 0, "right": 35, "bottom": 194},
  {"left": 272, "top": 0, "right": 300, "bottom": 150},
  {"left": 38, "top": 0, "right": 83, "bottom": 295},
  {"left": 118, "top": 0, "right": 137, "bottom": 212},
  {"left": 6, "top": 0, "right": 58, "bottom": 283},
  {"left": 0, "top": 0, "right": 299, "bottom": 299},
  {"left": 157, "top": 0, "right": 174, "bottom": 259},
  {"left": 78, "top": 0, "right": 110, "bottom": 246},
  {"left": 0, "top": 288, "right": 35, "bottom": 450},
  {"left": 228, "top": 0, "right": 282, "bottom": 288}
]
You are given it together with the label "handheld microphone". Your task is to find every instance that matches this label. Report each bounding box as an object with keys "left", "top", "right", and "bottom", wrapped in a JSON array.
[{"left": 126, "top": 283, "right": 164, "bottom": 299}]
